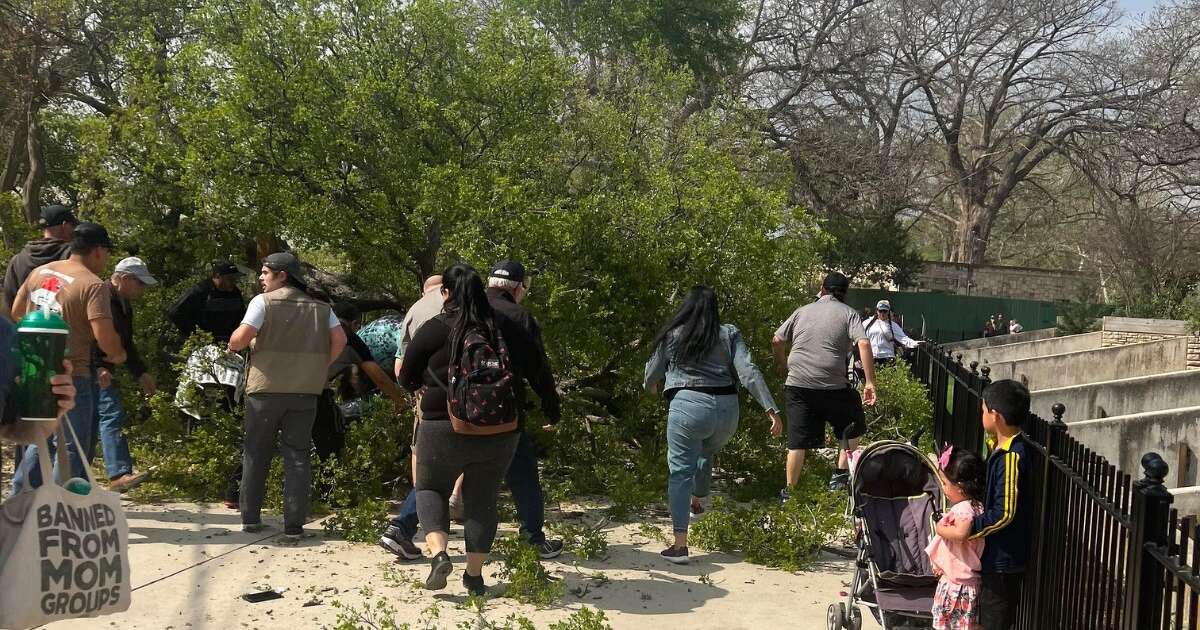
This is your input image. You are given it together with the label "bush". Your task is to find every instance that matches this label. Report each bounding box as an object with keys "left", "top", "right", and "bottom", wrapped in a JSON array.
[
  {"left": 689, "top": 466, "right": 845, "bottom": 571},
  {"left": 546, "top": 521, "right": 609, "bottom": 560},
  {"left": 491, "top": 535, "right": 566, "bottom": 606},
  {"left": 548, "top": 608, "right": 612, "bottom": 630},
  {"left": 125, "top": 333, "right": 243, "bottom": 502},
  {"left": 321, "top": 399, "right": 413, "bottom": 541},
  {"left": 863, "top": 363, "right": 933, "bottom": 450}
]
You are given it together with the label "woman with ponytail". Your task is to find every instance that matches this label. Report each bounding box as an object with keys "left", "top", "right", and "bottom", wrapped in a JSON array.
[{"left": 397, "top": 262, "right": 547, "bottom": 597}]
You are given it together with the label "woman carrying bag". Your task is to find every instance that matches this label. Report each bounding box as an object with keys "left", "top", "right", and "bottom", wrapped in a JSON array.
[{"left": 397, "top": 262, "right": 551, "bottom": 597}]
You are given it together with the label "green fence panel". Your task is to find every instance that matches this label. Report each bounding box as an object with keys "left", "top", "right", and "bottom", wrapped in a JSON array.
[{"left": 846, "top": 289, "right": 1057, "bottom": 344}]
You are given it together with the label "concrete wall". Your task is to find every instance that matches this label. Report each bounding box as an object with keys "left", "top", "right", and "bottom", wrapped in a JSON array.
[
  {"left": 985, "top": 337, "right": 1189, "bottom": 391},
  {"left": 906, "top": 262, "right": 1099, "bottom": 302},
  {"left": 944, "top": 327, "right": 1057, "bottom": 352},
  {"left": 1171, "top": 486, "right": 1200, "bottom": 518},
  {"left": 1069, "top": 406, "right": 1200, "bottom": 489},
  {"left": 1101, "top": 316, "right": 1200, "bottom": 369},
  {"left": 970, "top": 332, "right": 1102, "bottom": 367},
  {"left": 1032, "top": 370, "right": 1200, "bottom": 421}
]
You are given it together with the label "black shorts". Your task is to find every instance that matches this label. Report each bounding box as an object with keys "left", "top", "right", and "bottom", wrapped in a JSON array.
[
  {"left": 784, "top": 386, "right": 866, "bottom": 450},
  {"left": 978, "top": 572, "right": 1023, "bottom": 630}
]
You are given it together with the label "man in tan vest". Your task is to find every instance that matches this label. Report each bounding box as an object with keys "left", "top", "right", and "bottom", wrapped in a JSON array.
[{"left": 228, "top": 252, "right": 346, "bottom": 540}]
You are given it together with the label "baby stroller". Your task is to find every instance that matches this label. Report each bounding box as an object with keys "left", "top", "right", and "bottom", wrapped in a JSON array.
[{"left": 828, "top": 440, "right": 944, "bottom": 630}]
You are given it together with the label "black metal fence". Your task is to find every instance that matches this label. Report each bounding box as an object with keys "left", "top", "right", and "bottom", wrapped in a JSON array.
[{"left": 913, "top": 343, "right": 1199, "bottom": 630}]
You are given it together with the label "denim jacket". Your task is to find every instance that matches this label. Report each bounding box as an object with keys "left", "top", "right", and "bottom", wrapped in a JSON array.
[{"left": 643, "top": 324, "right": 778, "bottom": 412}]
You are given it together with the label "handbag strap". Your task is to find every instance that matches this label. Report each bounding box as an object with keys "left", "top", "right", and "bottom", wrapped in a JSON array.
[
  {"left": 60, "top": 415, "right": 97, "bottom": 486},
  {"left": 34, "top": 423, "right": 72, "bottom": 487}
]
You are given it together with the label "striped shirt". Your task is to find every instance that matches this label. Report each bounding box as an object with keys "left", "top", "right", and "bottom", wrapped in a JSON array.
[{"left": 970, "top": 432, "right": 1033, "bottom": 573}]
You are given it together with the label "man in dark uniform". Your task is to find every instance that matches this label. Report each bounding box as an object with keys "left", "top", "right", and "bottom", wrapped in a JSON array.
[
  {"left": 168, "top": 261, "right": 247, "bottom": 342},
  {"left": 484, "top": 260, "right": 563, "bottom": 558}
]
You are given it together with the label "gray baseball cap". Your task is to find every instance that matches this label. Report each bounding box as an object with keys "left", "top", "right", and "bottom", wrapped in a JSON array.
[{"left": 115, "top": 256, "right": 158, "bottom": 286}]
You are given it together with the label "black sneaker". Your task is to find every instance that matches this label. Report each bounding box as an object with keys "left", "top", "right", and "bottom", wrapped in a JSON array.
[
  {"left": 425, "top": 552, "right": 453, "bottom": 590},
  {"left": 532, "top": 539, "right": 564, "bottom": 559},
  {"left": 660, "top": 545, "right": 689, "bottom": 565},
  {"left": 378, "top": 526, "right": 422, "bottom": 560},
  {"left": 463, "top": 572, "right": 487, "bottom": 597},
  {"left": 828, "top": 471, "right": 850, "bottom": 492}
]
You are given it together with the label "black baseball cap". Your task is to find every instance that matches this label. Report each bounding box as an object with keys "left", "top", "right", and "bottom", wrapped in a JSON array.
[
  {"left": 489, "top": 260, "right": 527, "bottom": 284},
  {"left": 822, "top": 272, "right": 851, "bottom": 292},
  {"left": 262, "top": 252, "right": 306, "bottom": 287},
  {"left": 72, "top": 222, "right": 114, "bottom": 249},
  {"left": 39, "top": 204, "right": 79, "bottom": 228},
  {"left": 212, "top": 261, "right": 245, "bottom": 277}
]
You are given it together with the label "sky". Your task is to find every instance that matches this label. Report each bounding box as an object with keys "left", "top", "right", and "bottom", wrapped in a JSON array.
[{"left": 1118, "top": 0, "right": 1165, "bottom": 15}]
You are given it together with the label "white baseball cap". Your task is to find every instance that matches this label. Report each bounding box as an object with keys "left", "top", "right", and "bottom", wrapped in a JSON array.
[
  {"left": 876, "top": 300, "right": 892, "bottom": 311},
  {"left": 115, "top": 257, "right": 159, "bottom": 286}
]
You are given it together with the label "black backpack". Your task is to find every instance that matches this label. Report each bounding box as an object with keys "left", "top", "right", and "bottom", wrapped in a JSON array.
[{"left": 439, "top": 322, "right": 519, "bottom": 435}]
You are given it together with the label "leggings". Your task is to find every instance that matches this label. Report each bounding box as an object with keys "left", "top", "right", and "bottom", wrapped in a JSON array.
[{"left": 414, "top": 420, "right": 519, "bottom": 553}]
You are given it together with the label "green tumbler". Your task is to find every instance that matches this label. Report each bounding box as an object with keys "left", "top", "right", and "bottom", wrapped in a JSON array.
[{"left": 14, "top": 308, "right": 69, "bottom": 421}]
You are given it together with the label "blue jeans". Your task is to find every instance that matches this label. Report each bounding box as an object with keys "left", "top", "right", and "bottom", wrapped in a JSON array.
[
  {"left": 12, "top": 375, "right": 99, "bottom": 493},
  {"left": 390, "top": 428, "right": 547, "bottom": 544},
  {"left": 97, "top": 384, "right": 134, "bottom": 479},
  {"left": 666, "top": 391, "right": 739, "bottom": 533}
]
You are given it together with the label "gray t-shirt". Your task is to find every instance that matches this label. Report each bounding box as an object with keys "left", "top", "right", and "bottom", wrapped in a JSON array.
[{"left": 774, "top": 295, "right": 867, "bottom": 389}]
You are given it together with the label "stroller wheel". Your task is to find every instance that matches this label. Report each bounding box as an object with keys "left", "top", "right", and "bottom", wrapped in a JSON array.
[
  {"left": 826, "top": 603, "right": 846, "bottom": 630},
  {"left": 845, "top": 607, "right": 862, "bottom": 630}
]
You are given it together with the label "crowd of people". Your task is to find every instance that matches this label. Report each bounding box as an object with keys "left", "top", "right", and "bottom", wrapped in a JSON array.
[{"left": 0, "top": 204, "right": 1033, "bottom": 628}]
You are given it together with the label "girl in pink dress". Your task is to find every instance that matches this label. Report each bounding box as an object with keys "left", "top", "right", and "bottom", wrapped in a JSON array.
[{"left": 926, "top": 446, "right": 987, "bottom": 630}]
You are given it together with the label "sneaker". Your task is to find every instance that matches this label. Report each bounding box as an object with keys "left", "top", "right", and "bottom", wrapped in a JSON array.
[
  {"left": 779, "top": 487, "right": 791, "bottom": 503},
  {"left": 448, "top": 495, "right": 465, "bottom": 523},
  {"left": 108, "top": 471, "right": 149, "bottom": 493},
  {"left": 532, "top": 539, "right": 564, "bottom": 560},
  {"left": 242, "top": 522, "right": 265, "bottom": 534},
  {"left": 828, "top": 471, "right": 850, "bottom": 492},
  {"left": 690, "top": 502, "right": 705, "bottom": 517},
  {"left": 223, "top": 499, "right": 239, "bottom": 510},
  {"left": 282, "top": 526, "right": 304, "bottom": 542},
  {"left": 378, "top": 526, "right": 422, "bottom": 560},
  {"left": 425, "top": 552, "right": 453, "bottom": 590},
  {"left": 463, "top": 572, "right": 487, "bottom": 597},
  {"left": 660, "top": 545, "right": 689, "bottom": 565}
]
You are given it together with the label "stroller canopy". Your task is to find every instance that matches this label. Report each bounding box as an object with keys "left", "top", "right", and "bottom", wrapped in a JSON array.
[{"left": 851, "top": 441, "right": 944, "bottom": 588}]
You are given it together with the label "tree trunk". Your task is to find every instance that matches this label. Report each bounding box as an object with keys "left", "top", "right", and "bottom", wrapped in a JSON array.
[
  {"left": 20, "top": 106, "right": 43, "bottom": 224},
  {"left": 409, "top": 220, "right": 441, "bottom": 289},
  {"left": 949, "top": 194, "right": 992, "bottom": 264},
  {"left": 0, "top": 116, "right": 28, "bottom": 193}
]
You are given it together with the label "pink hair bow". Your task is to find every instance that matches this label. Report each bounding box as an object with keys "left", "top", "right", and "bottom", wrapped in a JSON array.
[{"left": 938, "top": 444, "right": 954, "bottom": 471}]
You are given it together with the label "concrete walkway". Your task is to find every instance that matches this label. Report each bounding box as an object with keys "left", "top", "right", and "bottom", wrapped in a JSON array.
[{"left": 42, "top": 502, "right": 884, "bottom": 629}]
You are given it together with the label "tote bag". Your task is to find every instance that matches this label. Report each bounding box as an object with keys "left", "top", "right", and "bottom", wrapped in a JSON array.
[{"left": 0, "top": 422, "right": 131, "bottom": 629}]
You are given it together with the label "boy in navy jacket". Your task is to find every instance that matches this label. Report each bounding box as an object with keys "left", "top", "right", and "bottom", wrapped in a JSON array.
[{"left": 941, "top": 379, "right": 1032, "bottom": 630}]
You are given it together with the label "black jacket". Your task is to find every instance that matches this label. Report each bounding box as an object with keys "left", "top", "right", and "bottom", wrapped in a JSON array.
[
  {"left": 168, "top": 280, "right": 246, "bottom": 342},
  {"left": 486, "top": 287, "right": 561, "bottom": 424},
  {"left": 99, "top": 281, "right": 144, "bottom": 378},
  {"left": 971, "top": 432, "right": 1034, "bottom": 573},
  {"left": 2, "top": 238, "right": 71, "bottom": 315}
]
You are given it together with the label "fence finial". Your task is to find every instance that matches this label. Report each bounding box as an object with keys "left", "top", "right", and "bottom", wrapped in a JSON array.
[
  {"left": 1135, "top": 452, "right": 1171, "bottom": 497},
  {"left": 970, "top": 360, "right": 979, "bottom": 374},
  {"left": 1051, "top": 403, "right": 1067, "bottom": 426},
  {"left": 981, "top": 365, "right": 991, "bottom": 380},
  {"left": 955, "top": 353, "right": 963, "bottom": 365}
]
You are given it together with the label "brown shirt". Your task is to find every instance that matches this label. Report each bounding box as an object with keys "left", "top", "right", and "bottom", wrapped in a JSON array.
[{"left": 14, "top": 259, "right": 113, "bottom": 372}]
